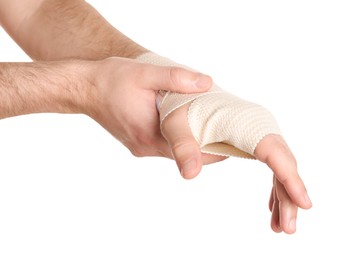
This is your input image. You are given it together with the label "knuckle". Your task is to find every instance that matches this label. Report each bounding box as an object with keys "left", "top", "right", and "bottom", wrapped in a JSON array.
[
  {"left": 129, "top": 135, "right": 161, "bottom": 158},
  {"left": 130, "top": 147, "right": 146, "bottom": 157}
]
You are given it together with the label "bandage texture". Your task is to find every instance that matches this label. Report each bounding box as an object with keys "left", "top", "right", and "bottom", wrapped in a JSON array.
[{"left": 136, "top": 52, "right": 281, "bottom": 159}]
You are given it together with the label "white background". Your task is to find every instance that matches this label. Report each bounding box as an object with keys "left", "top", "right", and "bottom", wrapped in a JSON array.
[{"left": 1, "top": 0, "right": 347, "bottom": 259}]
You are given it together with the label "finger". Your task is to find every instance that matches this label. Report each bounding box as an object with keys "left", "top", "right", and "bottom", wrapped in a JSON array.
[
  {"left": 270, "top": 175, "right": 282, "bottom": 232},
  {"left": 155, "top": 92, "right": 226, "bottom": 166},
  {"left": 270, "top": 193, "right": 282, "bottom": 233},
  {"left": 268, "top": 175, "right": 276, "bottom": 212},
  {"left": 161, "top": 103, "right": 203, "bottom": 179},
  {"left": 144, "top": 64, "right": 213, "bottom": 93},
  {"left": 254, "top": 134, "right": 312, "bottom": 210},
  {"left": 276, "top": 179, "right": 298, "bottom": 234}
]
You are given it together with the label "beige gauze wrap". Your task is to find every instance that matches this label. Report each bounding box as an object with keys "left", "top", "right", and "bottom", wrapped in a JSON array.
[{"left": 136, "top": 52, "right": 281, "bottom": 159}]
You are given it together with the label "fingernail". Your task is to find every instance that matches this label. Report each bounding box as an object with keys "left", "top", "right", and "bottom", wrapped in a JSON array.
[
  {"left": 180, "top": 160, "right": 197, "bottom": 178},
  {"left": 195, "top": 74, "right": 212, "bottom": 89},
  {"left": 304, "top": 193, "right": 312, "bottom": 207},
  {"left": 288, "top": 218, "right": 296, "bottom": 232}
]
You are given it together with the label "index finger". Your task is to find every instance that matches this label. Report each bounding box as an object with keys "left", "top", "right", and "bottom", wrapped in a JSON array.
[{"left": 254, "top": 134, "right": 312, "bottom": 209}]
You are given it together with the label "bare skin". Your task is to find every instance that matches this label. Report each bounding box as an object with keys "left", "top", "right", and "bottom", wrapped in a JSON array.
[
  {"left": 0, "top": 59, "right": 212, "bottom": 151},
  {"left": 0, "top": 0, "right": 312, "bottom": 234}
]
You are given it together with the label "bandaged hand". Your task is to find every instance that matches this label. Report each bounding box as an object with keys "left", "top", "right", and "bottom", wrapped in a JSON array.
[{"left": 136, "top": 52, "right": 312, "bottom": 234}]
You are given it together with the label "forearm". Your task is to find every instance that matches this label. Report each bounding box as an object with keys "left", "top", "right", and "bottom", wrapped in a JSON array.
[
  {"left": 1, "top": 0, "right": 146, "bottom": 61},
  {"left": 0, "top": 61, "right": 93, "bottom": 118}
]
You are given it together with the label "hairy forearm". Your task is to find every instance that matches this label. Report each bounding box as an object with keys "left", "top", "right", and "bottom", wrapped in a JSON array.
[
  {"left": 0, "top": 61, "right": 92, "bottom": 118},
  {"left": 2, "top": 0, "right": 146, "bottom": 61}
]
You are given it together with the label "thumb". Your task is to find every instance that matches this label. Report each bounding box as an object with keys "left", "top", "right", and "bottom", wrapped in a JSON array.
[
  {"left": 161, "top": 103, "right": 203, "bottom": 179},
  {"left": 146, "top": 65, "right": 213, "bottom": 93}
]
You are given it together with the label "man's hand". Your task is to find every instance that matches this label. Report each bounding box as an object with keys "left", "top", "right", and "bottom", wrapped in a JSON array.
[
  {"left": 254, "top": 135, "right": 312, "bottom": 234},
  {"left": 161, "top": 103, "right": 226, "bottom": 179},
  {"left": 0, "top": 0, "right": 312, "bottom": 235},
  {"left": 86, "top": 57, "right": 213, "bottom": 160},
  {"left": 0, "top": 57, "right": 212, "bottom": 162},
  {"left": 161, "top": 102, "right": 312, "bottom": 234}
]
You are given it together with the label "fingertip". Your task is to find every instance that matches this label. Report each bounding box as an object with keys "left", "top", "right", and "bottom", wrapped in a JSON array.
[
  {"left": 194, "top": 73, "right": 213, "bottom": 90},
  {"left": 281, "top": 218, "right": 297, "bottom": 235},
  {"left": 292, "top": 188, "right": 312, "bottom": 210},
  {"left": 168, "top": 67, "right": 212, "bottom": 93},
  {"left": 301, "top": 192, "right": 313, "bottom": 209},
  {"left": 271, "top": 223, "right": 283, "bottom": 233},
  {"left": 179, "top": 158, "right": 202, "bottom": 179}
]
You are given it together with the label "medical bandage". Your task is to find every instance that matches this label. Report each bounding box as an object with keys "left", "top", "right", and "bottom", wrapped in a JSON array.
[{"left": 136, "top": 52, "right": 281, "bottom": 159}]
